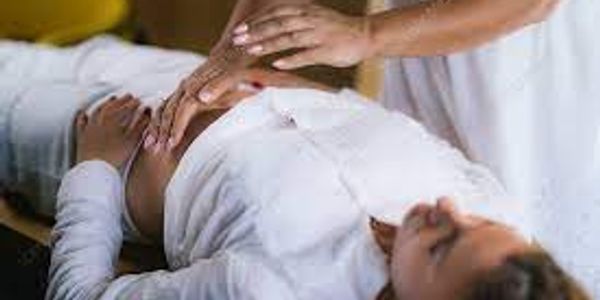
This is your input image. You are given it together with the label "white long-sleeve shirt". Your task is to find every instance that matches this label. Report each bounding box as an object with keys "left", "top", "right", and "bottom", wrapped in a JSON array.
[
  {"left": 47, "top": 88, "right": 528, "bottom": 300},
  {"left": 48, "top": 160, "right": 278, "bottom": 299}
]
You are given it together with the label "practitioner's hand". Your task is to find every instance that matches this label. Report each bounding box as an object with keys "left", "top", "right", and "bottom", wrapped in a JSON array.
[
  {"left": 183, "top": 40, "right": 256, "bottom": 104},
  {"left": 231, "top": 4, "right": 373, "bottom": 70},
  {"left": 75, "top": 94, "right": 151, "bottom": 169},
  {"left": 141, "top": 40, "right": 256, "bottom": 152},
  {"left": 144, "top": 68, "right": 335, "bottom": 152}
]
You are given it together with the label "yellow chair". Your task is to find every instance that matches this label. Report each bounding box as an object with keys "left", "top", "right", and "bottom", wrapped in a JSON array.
[{"left": 0, "top": 0, "right": 129, "bottom": 45}]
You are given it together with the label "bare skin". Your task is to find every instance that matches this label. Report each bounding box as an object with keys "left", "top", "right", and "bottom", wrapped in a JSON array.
[
  {"left": 73, "top": 93, "right": 210, "bottom": 243},
  {"left": 125, "top": 70, "right": 335, "bottom": 243},
  {"left": 232, "top": 0, "right": 560, "bottom": 67},
  {"left": 140, "top": 0, "right": 311, "bottom": 153},
  {"left": 125, "top": 107, "right": 229, "bottom": 242},
  {"left": 371, "top": 198, "right": 535, "bottom": 299},
  {"left": 145, "top": 0, "right": 560, "bottom": 151}
]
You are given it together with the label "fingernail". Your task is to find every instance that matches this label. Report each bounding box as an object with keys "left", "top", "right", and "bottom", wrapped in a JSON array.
[
  {"left": 144, "top": 135, "right": 156, "bottom": 149},
  {"left": 250, "top": 81, "right": 264, "bottom": 90},
  {"left": 247, "top": 45, "right": 263, "bottom": 55},
  {"left": 199, "top": 92, "right": 213, "bottom": 103},
  {"left": 168, "top": 138, "right": 177, "bottom": 150},
  {"left": 273, "top": 60, "right": 286, "bottom": 69},
  {"left": 232, "top": 34, "right": 249, "bottom": 45},
  {"left": 234, "top": 23, "right": 248, "bottom": 34},
  {"left": 153, "top": 142, "right": 163, "bottom": 154}
]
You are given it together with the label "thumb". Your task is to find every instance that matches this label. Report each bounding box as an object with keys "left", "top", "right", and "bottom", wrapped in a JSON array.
[
  {"left": 167, "top": 101, "right": 201, "bottom": 150},
  {"left": 129, "top": 108, "right": 152, "bottom": 138},
  {"left": 197, "top": 71, "right": 244, "bottom": 104},
  {"left": 272, "top": 48, "right": 323, "bottom": 70}
]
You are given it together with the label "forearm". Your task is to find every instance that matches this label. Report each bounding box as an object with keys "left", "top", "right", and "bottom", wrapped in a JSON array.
[
  {"left": 46, "top": 161, "right": 124, "bottom": 299},
  {"left": 368, "top": 0, "right": 558, "bottom": 57}
]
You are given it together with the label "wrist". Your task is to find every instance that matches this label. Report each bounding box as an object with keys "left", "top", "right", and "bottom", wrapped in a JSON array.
[
  {"left": 361, "top": 14, "right": 380, "bottom": 60},
  {"left": 76, "top": 153, "right": 121, "bottom": 170},
  {"left": 204, "top": 41, "right": 257, "bottom": 72},
  {"left": 210, "top": 38, "right": 230, "bottom": 56}
]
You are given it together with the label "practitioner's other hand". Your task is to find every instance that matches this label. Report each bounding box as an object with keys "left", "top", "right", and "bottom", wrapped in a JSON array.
[
  {"left": 75, "top": 94, "right": 151, "bottom": 169},
  {"left": 231, "top": 4, "right": 373, "bottom": 70},
  {"left": 181, "top": 41, "right": 255, "bottom": 105},
  {"left": 140, "top": 39, "right": 254, "bottom": 153},
  {"left": 144, "top": 68, "right": 335, "bottom": 152}
]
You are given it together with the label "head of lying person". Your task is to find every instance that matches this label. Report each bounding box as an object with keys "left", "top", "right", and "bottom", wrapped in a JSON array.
[{"left": 372, "top": 198, "right": 590, "bottom": 300}]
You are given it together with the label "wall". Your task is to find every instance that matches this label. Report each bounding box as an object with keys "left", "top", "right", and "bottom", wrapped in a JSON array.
[{"left": 131, "top": 0, "right": 367, "bottom": 87}]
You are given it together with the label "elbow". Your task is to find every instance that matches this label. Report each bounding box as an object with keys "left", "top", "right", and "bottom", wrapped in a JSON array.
[{"left": 526, "top": 0, "right": 560, "bottom": 24}]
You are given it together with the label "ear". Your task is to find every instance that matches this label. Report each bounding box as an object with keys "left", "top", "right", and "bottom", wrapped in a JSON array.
[{"left": 370, "top": 217, "right": 397, "bottom": 259}]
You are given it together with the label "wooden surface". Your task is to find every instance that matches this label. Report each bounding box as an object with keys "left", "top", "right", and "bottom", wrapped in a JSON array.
[
  {"left": 0, "top": 197, "right": 163, "bottom": 274},
  {"left": 0, "top": 197, "right": 50, "bottom": 246}
]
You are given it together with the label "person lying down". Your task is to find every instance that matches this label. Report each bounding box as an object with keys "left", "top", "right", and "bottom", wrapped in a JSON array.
[{"left": 0, "top": 37, "right": 588, "bottom": 299}]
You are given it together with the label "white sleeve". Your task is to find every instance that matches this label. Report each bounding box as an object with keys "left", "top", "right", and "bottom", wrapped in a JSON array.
[{"left": 45, "top": 161, "right": 236, "bottom": 300}]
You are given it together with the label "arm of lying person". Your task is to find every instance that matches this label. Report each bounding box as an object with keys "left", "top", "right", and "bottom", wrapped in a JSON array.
[
  {"left": 46, "top": 96, "right": 237, "bottom": 299},
  {"left": 46, "top": 161, "right": 237, "bottom": 300},
  {"left": 145, "top": 68, "right": 337, "bottom": 152}
]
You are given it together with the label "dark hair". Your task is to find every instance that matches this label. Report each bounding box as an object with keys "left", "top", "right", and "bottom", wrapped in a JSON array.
[{"left": 464, "top": 251, "right": 590, "bottom": 300}]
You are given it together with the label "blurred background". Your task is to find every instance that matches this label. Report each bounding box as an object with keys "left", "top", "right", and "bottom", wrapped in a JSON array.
[{"left": 0, "top": 0, "right": 381, "bottom": 93}]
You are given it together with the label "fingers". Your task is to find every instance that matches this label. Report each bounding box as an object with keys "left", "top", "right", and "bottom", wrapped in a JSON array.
[
  {"left": 193, "top": 68, "right": 227, "bottom": 103},
  {"left": 234, "top": 15, "right": 315, "bottom": 47},
  {"left": 433, "top": 197, "right": 460, "bottom": 225},
  {"left": 126, "top": 106, "right": 151, "bottom": 134},
  {"left": 188, "top": 69, "right": 219, "bottom": 101},
  {"left": 114, "top": 99, "right": 142, "bottom": 126},
  {"left": 144, "top": 103, "right": 164, "bottom": 151},
  {"left": 165, "top": 70, "right": 268, "bottom": 149},
  {"left": 92, "top": 96, "right": 116, "bottom": 120},
  {"left": 143, "top": 83, "right": 184, "bottom": 149},
  {"left": 94, "top": 94, "right": 138, "bottom": 122},
  {"left": 212, "top": 89, "right": 254, "bottom": 108},
  {"left": 104, "top": 94, "right": 134, "bottom": 112},
  {"left": 235, "top": 4, "right": 307, "bottom": 34},
  {"left": 156, "top": 89, "right": 184, "bottom": 143},
  {"left": 159, "top": 93, "right": 194, "bottom": 149},
  {"left": 246, "top": 30, "right": 318, "bottom": 57},
  {"left": 272, "top": 48, "right": 325, "bottom": 70},
  {"left": 198, "top": 67, "right": 273, "bottom": 104},
  {"left": 168, "top": 100, "right": 201, "bottom": 150},
  {"left": 198, "top": 71, "right": 246, "bottom": 105},
  {"left": 127, "top": 107, "right": 152, "bottom": 138}
]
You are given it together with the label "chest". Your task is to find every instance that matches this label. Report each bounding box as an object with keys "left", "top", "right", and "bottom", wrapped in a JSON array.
[{"left": 125, "top": 109, "right": 228, "bottom": 240}]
